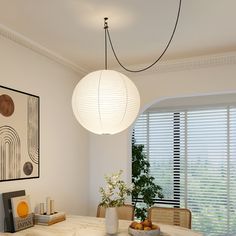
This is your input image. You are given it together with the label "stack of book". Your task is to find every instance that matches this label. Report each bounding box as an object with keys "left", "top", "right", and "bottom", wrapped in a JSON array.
[{"left": 34, "top": 212, "right": 66, "bottom": 226}]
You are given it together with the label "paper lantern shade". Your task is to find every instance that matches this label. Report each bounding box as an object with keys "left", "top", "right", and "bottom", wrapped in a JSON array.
[{"left": 72, "top": 70, "right": 140, "bottom": 135}]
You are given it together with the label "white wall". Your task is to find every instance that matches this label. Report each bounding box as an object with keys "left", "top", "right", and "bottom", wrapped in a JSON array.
[
  {"left": 88, "top": 130, "right": 132, "bottom": 215},
  {"left": 88, "top": 61, "right": 236, "bottom": 215},
  {"left": 0, "top": 37, "right": 89, "bottom": 231}
]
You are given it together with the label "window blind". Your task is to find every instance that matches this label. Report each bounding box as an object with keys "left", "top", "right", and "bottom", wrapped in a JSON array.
[{"left": 133, "top": 106, "right": 236, "bottom": 236}]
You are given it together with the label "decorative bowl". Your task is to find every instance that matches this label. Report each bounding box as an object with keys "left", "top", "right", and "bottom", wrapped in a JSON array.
[{"left": 128, "top": 226, "right": 161, "bottom": 236}]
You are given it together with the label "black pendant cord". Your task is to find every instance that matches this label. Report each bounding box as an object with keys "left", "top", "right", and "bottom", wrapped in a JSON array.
[{"left": 105, "top": 0, "right": 182, "bottom": 73}]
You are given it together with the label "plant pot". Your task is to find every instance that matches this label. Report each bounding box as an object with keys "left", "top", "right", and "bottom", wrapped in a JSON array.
[{"left": 105, "top": 207, "right": 118, "bottom": 234}]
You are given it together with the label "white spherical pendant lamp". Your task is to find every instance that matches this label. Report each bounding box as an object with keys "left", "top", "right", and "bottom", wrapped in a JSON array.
[
  {"left": 72, "top": 70, "right": 140, "bottom": 135},
  {"left": 72, "top": 5, "right": 181, "bottom": 134}
]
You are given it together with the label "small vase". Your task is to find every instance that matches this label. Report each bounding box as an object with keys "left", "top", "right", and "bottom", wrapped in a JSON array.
[{"left": 105, "top": 207, "right": 119, "bottom": 234}]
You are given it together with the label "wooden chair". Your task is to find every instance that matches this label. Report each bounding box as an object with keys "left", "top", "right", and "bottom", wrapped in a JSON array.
[
  {"left": 148, "top": 207, "right": 192, "bottom": 229},
  {"left": 96, "top": 204, "right": 134, "bottom": 221}
]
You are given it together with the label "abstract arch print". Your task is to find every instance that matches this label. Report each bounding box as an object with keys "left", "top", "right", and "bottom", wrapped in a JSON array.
[
  {"left": 0, "top": 85, "right": 39, "bottom": 182},
  {"left": 0, "top": 126, "right": 21, "bottom": 180},
  {"left": 27, "top": 96, "right": 39, "bottom": 165}
]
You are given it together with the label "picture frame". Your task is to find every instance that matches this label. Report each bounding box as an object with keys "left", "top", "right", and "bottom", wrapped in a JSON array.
[
  {"left": 11, "top": 195, "right": 34, "bottom": 232},
  {"left": 2, "top": 190, "right": 26, "bottom": 232},
  {"left": 0, "top": 85, "right": 40, "bottom": 182}
]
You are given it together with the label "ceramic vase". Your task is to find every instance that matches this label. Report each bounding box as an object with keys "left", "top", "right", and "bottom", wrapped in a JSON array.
[{"left": 105, "top": 207, "right": 118, "bottom": 234}]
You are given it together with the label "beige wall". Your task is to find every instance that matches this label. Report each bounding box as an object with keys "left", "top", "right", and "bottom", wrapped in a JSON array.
[
  {"left": 0, "top": 37, "right": 89, "bottom": 231},
  {"left": 88, "top": 61, "right": 236, "bottom": 216}
]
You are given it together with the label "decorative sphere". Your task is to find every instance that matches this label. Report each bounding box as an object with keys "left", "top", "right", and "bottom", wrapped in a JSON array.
[{"left": 72, "top": 70, "right": 140, "bottom": 134}]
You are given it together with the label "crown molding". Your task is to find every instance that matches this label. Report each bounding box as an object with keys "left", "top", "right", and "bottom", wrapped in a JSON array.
[
  {"left": 159, "top": 52, "right": 236, "bottom": 73},
  {"left": 115, "top": 51, "right": 236, "bottom": 77},
  {"left": 0, "top": 24, "right": 88, "bottom": 76},
  {"left": 1, "top": 23, "right": 236, "bottom": 77}
]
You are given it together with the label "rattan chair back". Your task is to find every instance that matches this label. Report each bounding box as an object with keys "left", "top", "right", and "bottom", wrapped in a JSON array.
[
  {"left": 148, "top": 207, "right": 192, "bottom": 229},
  {"left": 96, "top": 204, "right": 134, "bottom": 221}
]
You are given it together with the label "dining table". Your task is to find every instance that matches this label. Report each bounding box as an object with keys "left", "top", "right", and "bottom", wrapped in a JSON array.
[{"left": 0, "top": 215, "right": 203, "bottom": 236}]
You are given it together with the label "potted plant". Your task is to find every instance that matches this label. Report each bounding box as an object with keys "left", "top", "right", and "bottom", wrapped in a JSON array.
[
  {"left": 99, "top": 170, "right": 133, "bottom": 234},
  {"left": 132, "top": 139, "right": 164, "bottom": 221}
]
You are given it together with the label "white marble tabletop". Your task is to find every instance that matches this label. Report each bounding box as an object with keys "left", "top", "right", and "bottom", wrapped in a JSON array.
[{"left": 0, "top": 215, "right": 203, "bottom": 236}]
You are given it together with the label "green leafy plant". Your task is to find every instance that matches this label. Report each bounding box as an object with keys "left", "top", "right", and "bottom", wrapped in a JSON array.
[
  {"left": 99, "top": 170, "right": 133, "bottom": 208},
  {"left": 132, "top": 139, "right": 164, "bottom": 220}
]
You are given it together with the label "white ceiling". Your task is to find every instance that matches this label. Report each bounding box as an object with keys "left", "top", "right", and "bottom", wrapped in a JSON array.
[{"left": 0, "top": 0, "right": 236, "bottom": 72}]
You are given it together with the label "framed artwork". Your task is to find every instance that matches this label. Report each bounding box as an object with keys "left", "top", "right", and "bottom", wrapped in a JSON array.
[
  {"left": 2, "top": 190, "right": 26, "bottom": 232},
  {"left": 11, "top": 195, "right": 34, "bottom": 231},
  {"left": 0, "top": 85, "right": 40, "bottom": 182}
]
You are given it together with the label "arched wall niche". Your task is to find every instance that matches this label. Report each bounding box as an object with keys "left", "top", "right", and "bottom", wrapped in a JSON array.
[{"left": 130, "top": 91, "right": 236, "bottom": 148}]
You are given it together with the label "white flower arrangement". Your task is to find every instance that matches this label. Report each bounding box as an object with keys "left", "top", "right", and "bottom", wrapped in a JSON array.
[{"left": 99, "top": 170, "right": 133, "bottom": 208}]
